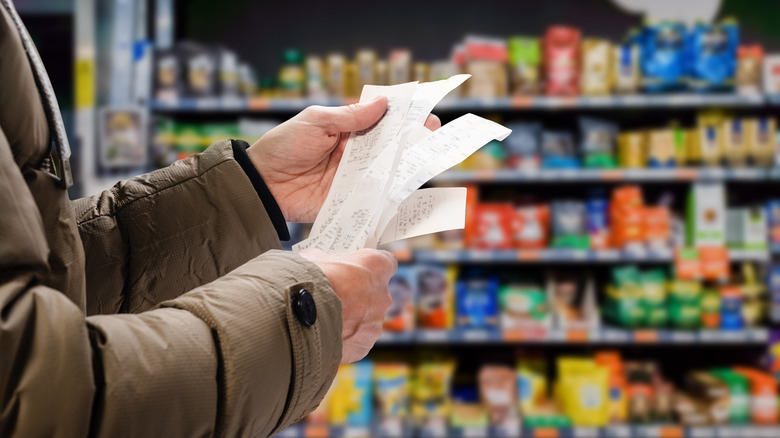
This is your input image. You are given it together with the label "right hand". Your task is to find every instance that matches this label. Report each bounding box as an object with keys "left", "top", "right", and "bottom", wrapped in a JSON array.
[{"left": 299, "top": 248, "right": 396, "bottom": 364}]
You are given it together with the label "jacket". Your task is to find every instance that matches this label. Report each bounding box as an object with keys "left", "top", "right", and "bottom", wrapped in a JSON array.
[{"left": 0, "top": 2, "right": 342, "bottom": 437}]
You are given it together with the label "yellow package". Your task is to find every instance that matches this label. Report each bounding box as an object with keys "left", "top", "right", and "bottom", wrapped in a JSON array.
[
  {"left": 517, "top": 357, "right": 548, "bottom": 414},
  {"left": 344, "top": 62, "right": 358, "bottom": 98},
  {"left": 412, "top": 361, "right": 455, "bottom": 422},
  {"left": 695, "top": 112, "right": 725, "bottom": 166},
  {"left": 746, "top": 117, "right": 777, "bottom": 167},
  {"left": 722, "top": 118, "right": 749, "bottom": 167},
  {"left": 647, "top": 129, "right": 676, "bottom": 167},
  {"left": 673, "top": 127, "right": 689, "bottom": 165},
  {"left": 581, "top": 39, "right": 612, "bottom": 96},
  {"left": 618, "top": 131, "right": 647, "bottom": 168},
  {"left": 328, "top": 364, "right": 365, "bottom": 425},
  {"left": 556, "top": 358, "right": 609, "bottom": 427},
  {"left": 374, "top": 363, "right": 411, "bottom": 424}
]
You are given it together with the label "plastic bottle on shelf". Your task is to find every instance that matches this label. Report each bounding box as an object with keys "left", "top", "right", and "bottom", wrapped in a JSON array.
[{"left": 278, "top": 49, "right": 305, "bottom": 98}]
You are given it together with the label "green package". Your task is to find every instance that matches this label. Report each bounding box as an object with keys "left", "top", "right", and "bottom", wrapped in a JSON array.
[
  {"left": 668, "top": 301, "right": 701, "bottom": 329},
  {"left": 639, "top": 269, "right": 667, "bottom": 307},
  {"left": 709, "top": 369, "right": 750, "bottom": 424},
  {"left": 175, "top": 123, "right": 203, "bottom": 154},
  {"left": 200, "top": 123, "right": 239, "bottom": 147},
  {"left": 499, "top": 283, "right": 548, "bottom": 326},
  {"left": 604, "top": 286, "right": 646, "bottom": 328},
  {"left": 612, "top": 265, "right": 641, "bottom": 289},
  {"left": 644, "top": 306, "right": 668, "bottom": 327}
]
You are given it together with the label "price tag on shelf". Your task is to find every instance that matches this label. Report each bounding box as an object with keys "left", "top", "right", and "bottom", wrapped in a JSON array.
[
  {"left": 634, "top": 330, "right": 659, "bottom": 343},
  {"left": 344, "top": 427, "right": 369, "bottom": 438},
  {"left": 463, "top": 330, "right": 490, "bottom": 342},
  {"left": 602, "top": 329, "right": 631, "bottom": 343},
  {"left": 566, "top": 329, "right": 588, "bottom": 343},
  {"left": 670, "top": 331, "right": 697, "bottom": 343},
  {"left": 510, "top": 96, "right": 533, "bottom": 108},
  {"left": 303, "top": 425, "right": 329, "bottom": 438},
  {"left": 517, "top": 250, "right": 542, "bottom": 261},
  {"left": 418, "top": 330, "right": 448, "bottom": 343},
  {"left": 604, "top": 426, "right": 632, "bottom": 438},
  {"left": 461, "top": 427, "right": 488, "bottom": 438},
  {"left": 531, "top": 427, "right": 559, "bottom": 438},
  {"left": 690, "top": 427, "right": 716, "bottom": 438},
  {"left": 248, "top": 98, "right": 270, "bottom": 110},
  {"left": 716, "top": 426, "right": 746, "bottom": 438},
  {"left": 658, "top": 426, "right": 684, "bottom": 438},
  {"left": 574, "top": 427, "right": 599, "bottom": 437}
]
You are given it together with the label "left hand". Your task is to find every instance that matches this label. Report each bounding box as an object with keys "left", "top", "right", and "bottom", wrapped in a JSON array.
[{"left": 247, "top": 97, "right": 441, "bottom": 223}]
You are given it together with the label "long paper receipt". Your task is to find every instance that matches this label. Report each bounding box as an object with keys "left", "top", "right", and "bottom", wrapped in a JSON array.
[{"left": 294, "top": 75, "right": 511, "bottom": 252}]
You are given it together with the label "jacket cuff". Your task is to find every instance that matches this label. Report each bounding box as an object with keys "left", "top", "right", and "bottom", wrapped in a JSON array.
[
  {"left": 231, "top": 139, "right": 290, "bottom": 241},
  {"left": 159, "top": 250, "right": 342, "bottom": 437}
]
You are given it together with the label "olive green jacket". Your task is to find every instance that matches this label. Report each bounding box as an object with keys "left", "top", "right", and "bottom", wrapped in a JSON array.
[{"left": 0, "top": 2, "right": 341, "bottom": 437}]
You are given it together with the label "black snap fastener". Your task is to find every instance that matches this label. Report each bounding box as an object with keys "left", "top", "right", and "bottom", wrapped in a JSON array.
[{"left": 293, "top": 289, "right": 317, "bottom": 327}]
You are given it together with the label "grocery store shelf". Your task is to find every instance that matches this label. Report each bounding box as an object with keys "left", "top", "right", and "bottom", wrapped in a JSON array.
[
  {"left": 433, "top": 168, "right": 775, "bottom": 184},
  {"left": 275, "top": 424, "right": 780, "bottom": 438},
  {"left": 412, "top": 249, "right": 769, "bottom": 264},
  {"left": 376, "top": 328, "right": 769, "bottom": 345},
  {"left": 150, "top": 93, "right": 768, "bottom": 113}
]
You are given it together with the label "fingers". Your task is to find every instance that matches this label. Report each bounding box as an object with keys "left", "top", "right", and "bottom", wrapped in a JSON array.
[
  {"left": 424, "top": 113, "right": 441, "bottom": 131},
  {"left": 320, "top": 96, "right": 388, "bottom": 134}
]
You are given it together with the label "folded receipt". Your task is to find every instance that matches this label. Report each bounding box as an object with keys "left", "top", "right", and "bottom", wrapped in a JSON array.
[{"left": 294, "top": 75, "right": 511, "bottom": 253}]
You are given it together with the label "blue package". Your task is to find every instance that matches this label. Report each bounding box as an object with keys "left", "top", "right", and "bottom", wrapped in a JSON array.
[
  {"left": 640, "top": 22, "right": 687, "bottom": 92},
  {"left": 586, "top": 196, "right": 609, "bottom": 244},
  {"left": 687, "top": 21, "right": 738, "bottom": 92},
  {"left": 347, "top": 360, "right": 374, "bottom": 427},
  {"left": 456, "top": 277, "right": 499, "bottom": 329},
  {"left": 541, "top": 130, "right": 579, "bottom": 169}
]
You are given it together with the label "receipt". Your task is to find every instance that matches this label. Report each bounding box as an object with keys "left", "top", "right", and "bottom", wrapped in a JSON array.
[
  {"left": 295, "top": 75, "right": 512, "bottom": 253},
  {"left": 378, "top": 187, "right": 467, "bottom": 245}
]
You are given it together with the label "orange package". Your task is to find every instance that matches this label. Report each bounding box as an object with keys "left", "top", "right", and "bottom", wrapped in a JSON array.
[
  {"left": 513, "top": 205, "right": 550, "bottom": 249},
  {"left": 732, "top": 367, "right": 779, "bottom": 424},
  {"left": 469, "top": 203, "right": 515, "bottom": 249},
  {"left": 699, "top": 246, "right": 730, "bottom": 282},
  {"left": 643, "top": 207, "right": 671, "bottom": 244},
  {"left": 609, "top": 186, "right": 645, "bottom": 248},
  {"left": 463, "top": 185, "right": 480, "bottom": 248}
]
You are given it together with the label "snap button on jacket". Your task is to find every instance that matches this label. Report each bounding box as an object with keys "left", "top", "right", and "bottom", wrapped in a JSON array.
[{"left": 0, "top": 3, "right": 342, "bottom": 437}]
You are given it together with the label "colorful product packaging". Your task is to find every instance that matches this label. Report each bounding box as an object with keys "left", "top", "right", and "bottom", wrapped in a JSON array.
[
  {"left": 389, "top": 49, "right": 412, "bottom": 85},
  {"left": 595, "top": 352, "right": 628, "bottom": 423},
  {"left": 767, "top": 200, "right": 780, "bottom": 244},
  {"left": 722, "top": 118, "right": 749, "bottom": 167},
  {"left": 464, "top": 35, "right": 508, "bottom": 98},
  {"left": 470, "top": 203, "right": 515, "bottom": 249},
  {"left": 479, "top": 365, "right": 519, "bottom": 427},
  {"left": 732, "top": 368, "right": 779, "bottom": 424},
  {"left": 586, "top": 196, "right": 610, "bottom": 250},
  {"left": 556, "top": 357, "right": 610, "bottom": 427},
  {"left": 417, "top": 265, "right": 456, "bottom": 329},
  {"left": 710, "top": 369, "right": 751, "bottom": 424},
  {"left": 720, "top": 285, "right": 743, "bottom": 330},
  {"left": 639, "top": 21, "right": 687, "bottom": 92},
  {"left": 499, "top": 278, "right": 550, "bottom": 331},
  {"left": 686, "top": 183, "right": 726, "bottom": 247},
  {"left": 737, "top": 45, "right": 763, "bottom": 94},
  {"left": 504, "top": 122, "right": 541, "bottom": 170},
  {"left": 580, "top": 117, "right": 618, "bottom": 168},
  {"left": 412, "top": 360, "right": 455, "bottom": 424},
  {"left": 543, "top": 26, "right": 581, "bottom": 96},
  {"left": 581, "top": 38, "right": 612, "bottom": 96},
  {"left": 745, "top": 117, "right": 776, "bottom": 167},
  {"left": 456, "top": 275, "right": 500, "bottom": 329},
  {"left": 305, "top": 55, "right": 326, "bottom": 99},
  {"left": 385, "top": 266, "right": 417, "bottom": 332},
  {"left": 687, "top": 20, "right": 739, "bottom": 92},
  {"left": 512, "top": 204, "right": 550, "bottom": 249},
  {"left": 541, "top": 131, "right": 578, "bottom": 169},
  {"left": 618, "top": 131, "right": 647, "bottom": 168},
  {"left": 326, "top": 53, "right": 347, "bottom": 97},
  {"left": 726, "top": 207, "right": 768, "bottom": 250},
  {"left": 612, "top": 38, "right": 641, "bottom": 94},
  {"left": 551, "top": 201, "right": 589, "bottom": 249},
  {"left": 762, "top": 54, "right": 780, "bottom": 94},
  {"left": 328, "top": 361, "right": 374, "bottom": 427},
  {"left": 517, "top": 355, "right": 548, "bottom": 414},
  {"left": 374, "top": 363, "right": 411, "bottom": 432},
  {"left": 646, "top": 128, "right": 677, "bottom": 167},
  {"left": 508, "top": 37, "right": 541, "bottom": 95}
]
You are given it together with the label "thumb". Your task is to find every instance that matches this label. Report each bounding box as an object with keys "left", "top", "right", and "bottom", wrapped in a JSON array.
[{"left": 325, "top": 96, "right": 388, "bottom": 133}]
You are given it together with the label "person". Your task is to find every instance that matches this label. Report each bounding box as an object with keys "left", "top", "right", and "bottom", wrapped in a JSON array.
[{"left": 0, "top": 1, "right": 440, "bottom": 437}]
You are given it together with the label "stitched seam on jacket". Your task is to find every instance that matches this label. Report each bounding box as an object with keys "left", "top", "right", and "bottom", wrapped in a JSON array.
[{"left": 75, "top": 151, "right": 236, "bottom": 226}]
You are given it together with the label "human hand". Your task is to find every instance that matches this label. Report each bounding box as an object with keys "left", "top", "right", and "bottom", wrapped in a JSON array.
[
  {"left": 247, "top": 98, "right": 442, "bottom": 222},
  {"left": 299, "top": 248, "right": 396, "bottom": 364}
]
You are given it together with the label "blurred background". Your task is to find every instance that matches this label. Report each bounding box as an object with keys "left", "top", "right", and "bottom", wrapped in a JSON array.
[{"left": 18, "top": 0, "right": 780, "bottom": 436}]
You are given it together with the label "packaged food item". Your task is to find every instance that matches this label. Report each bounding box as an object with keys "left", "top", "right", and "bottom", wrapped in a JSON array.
[
  {"left": 389, "top": 49, "right": 412, "bottom": 85},
  {"left": 355, "top": 49, "right": 377, "bottom": 91},
  {"left": 154, "top": 48, "right": 182, "bottom": 100},
  {"left": 508, "top": 37, "right": 541, "bottom": 95},
  {"left": 470, "top": 203, "right": 515, "bottom": 249},
  {"left": 626, "top": 362, "right": 654, "bottom": 423},
  {"left": 499, "top": 279, "right": 550, "bottom": 331},
  {"left": 385, "top": 266, "right": 416, "bottom": 332},
  {"left": 646, "top": 129, "right": 677, "bottom": 167},
  {"left": 721, "top": 118, "right": 749, "bottom": 167},
  {"left": 305, "top": 55, "right": 326, "bottom": 98},
  {"left": 374, "top": 363, "right": 411, "bottom": 431},
  {"left": 746, "top": 117, "right": 776, "bottom": 167},
  {"left": 278, "top": 49, "right": 305, "bottom": 98},
  {"left": 450, "top": 395, "right": 489, "bottom": 428},
  {"left": 238, "top": 63, "right": 257, "bottom": 97},
  {"left": 653, "top": 381, "right": 675, "bottom": 423},
  {"left": 639, "top": 21, "right": 687, "bottom": 92},
  {"left": 456, "top": 275, "right": 499, "bottom": 329},
  {"left": 710, "top": 369, "right": 750, "bottom": 424},
  {"left": 412, "top": 360, "right": 455, "bottom": 424},
  {"left": 719, "top": 285, "right": 743, "bottom": 330},
  {"left": 767, "top": 200, "right": 780, "bottom": 244},
  {"left": 762, "top": 54, "right": 780, "bottom": 94},
  {"left": 543, "top": 26, "right": 581, "bottom": 96},
  {"left": 727, "top": 207, "right": 768, "bottom": 250},
  {"left": 513, "top": 204, "right": 549, "bottom": 249},
  {"left": 556, "top": 357, "right": 609, "bottom": 426},
  {"left": 732, "top": 368, "right": 779, "bottom": 424},
  {"left": 580, "top": 117, "right": 618, "bottom": 168},
  {"left": 412, "top": 62, "right": 429, "bottom": 83},
  {"left": 668, "top": 280, "right": 702, "bottom": 329},
  {"left": 643, "top": 207, "right": 671, "bottom": 252},
  {"left": 551, "top": 201, "right": 589, "bottom": 249},
  {"left": 586, "top": 195, "right": 609, "bottom": 249},
  {"left": 737, "top": 45, "right": 763, "bottom": 94},
  {"left": 326, "top": 53, "right": 347, "bottom": 97},
  {"left": 674, "top": 392, "right": 711, "bottom": 426},
  {"left": 672, "top": 127, "right": 689, "bottom": 165},
  {"left": 580, "top": 39, "right": 612, "bottom": 96},
  {"left": 504, "top": 122, "right": 541, "bottom": 170},
  {"left": 541, "top": 131, "right": 578, "bottom": 168},
  {"left": 479, "top": 365, "right": 519, "bottom": 427},
  {"left": 693, "top": 112, "right": 725, "bottom": 166},
  {"left": 613, "top": 38, "right": 641, "bottom": 93},
  {"left": 700, "top": 289, "right": 722, "bottom": 329},
  {"left": 329, "top": 361, "right": 374, "bottom": 426},
  {"left": 686, "top": 183, "right": 726, "bottom": 247},
  {"left": 618, "top": 131, "right": 647, "bottom": 168},
  {"left": 610, "top": 186, "right": 645, "bottom": 250},
  {"left": 550, "top": 271, "right": 599, "bottom": 328},
  {"left": 740, "top": 263, "right": 767, "bottom": 327},
  {"left": 216, "top": 48, "right": 239, "bottom": 97},
  {"left": 685, "top": 371, "right": 730, "bottom": 424},
  {"left": 517, "top": 355, "right": 548, "bottom": 414},
  {"left": 464, "top": 36, "right": 508, "bottom": 98},
  {"left": 595, "top": 351, "right": 628, "bottom": 423},
  {"left": 417, "top": 265, "right": 456, "bottom": 329},
  {"left": 344, "top": 61, "right": 358, "bottom": 97},
  {"left": 175, "top": 123, "right": 204, "bottom": 160},
  {"left": 687, "top": 20, "right": 739, "bottom": 92},
  {"left": 375, "top": 60, "right": 389, "bottom": 86}
]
